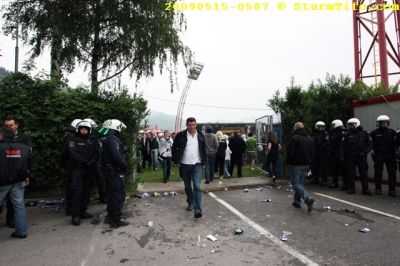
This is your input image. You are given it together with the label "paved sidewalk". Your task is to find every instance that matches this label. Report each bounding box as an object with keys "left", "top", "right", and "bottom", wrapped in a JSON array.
[{"left": 136, "top": 176, "right": 289, "bottom": 193}]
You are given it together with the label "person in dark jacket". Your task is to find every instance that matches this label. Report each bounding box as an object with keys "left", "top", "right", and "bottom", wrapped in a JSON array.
[
  {"left": 149, "top": 132, "right": 160, "bottom": 170},
  {"left": 370, "top": 115, "right": 397, "bottom": 197},
  {"left": 341, "top": 118, "right": 373, "bottom": 195},
  {"left": 67, "top": 120, "right": 99, "bottom": 226},
  {"left": 0, "top": 126, "right": 30, "bottom": 239},
  {"left": 287, "top": 122, "right": 315, "bottom": 212},
  {"left": 328, "top": 120, "right": 347, "bottom": 189},
  {"left": 3, "top": 116, "right": 32, "bottom": 228},
  {"left": 311, "top": 121, "right": 329, "bottom": 186},
  {"left": 141, "top": 131, "right": 151, "bottom": 169},
  {"left": 172, "top": 117, "right": 206, "bottom": 219},
  {"left": 215, "top": 131, "right": 227, "bottom": 177},
  {"left": 228, "top": 131, "right": 246, "bottom": 177},
  {"left": 101, "top": 119, "right": 129, "bottom": 227}
]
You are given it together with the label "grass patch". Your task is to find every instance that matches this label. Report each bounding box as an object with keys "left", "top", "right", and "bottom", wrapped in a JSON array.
[{"left": 137, "top": 164, "right": 263, "bottom": 183}]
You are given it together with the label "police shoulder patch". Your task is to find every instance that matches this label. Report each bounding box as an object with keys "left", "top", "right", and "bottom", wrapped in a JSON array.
[{"left": 69, "top": 141, "right": 75, "bottom": 148}]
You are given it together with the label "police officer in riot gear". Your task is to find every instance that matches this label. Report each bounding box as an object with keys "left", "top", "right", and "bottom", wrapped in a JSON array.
[
  {"left": 83, "top": 118, "right": 106, "bottom": 203},
  {"left": 328, "top": 120, "right": 347, "bottom": 189},
  {"left": 370, "top": 115, "right": 397, "bottom": 197},
  {"left": 62, "top": 119, "right": 82, "bottom": 215},
  {"left": 341, "top": 118, "right": 373, "bottom": 195},
  {"left": 67, "top": 120, "right": 99, "bottom": 226},
  {"left": 311, "top": 121, "right": 329, "bottom": 186},
  {"left": 101, "top": 119, "right": 129, "bottom": 228}
]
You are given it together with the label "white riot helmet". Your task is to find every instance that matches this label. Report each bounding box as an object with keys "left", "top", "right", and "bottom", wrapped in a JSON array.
[
  {"left": 347, "top": 118, "right": 360, "bottom": 129},
  {"left": 376, "top": 115, "right": 390, "bottom": 127},
  {"left": 102, "top": 119, "right": 127, "bottom": 132},
  {"left": 331, "top": 119, "right": 343, "bottom": 129},
  {"left": 76, "top": 120, "right": 92, "bottom": 133},
  {"left": 315, "top": 121, "right": 326, "bottom": 130},
  {"left": 70, "top": 119, "right": 82, "bottom": 129},
  {"left": 83, "top": 118, "right": 98, "bottom": 129}
]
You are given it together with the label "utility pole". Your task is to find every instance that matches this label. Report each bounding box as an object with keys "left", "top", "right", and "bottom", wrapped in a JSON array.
[{"left": 14, "top": 14, "right": 19, "bottom": 72}]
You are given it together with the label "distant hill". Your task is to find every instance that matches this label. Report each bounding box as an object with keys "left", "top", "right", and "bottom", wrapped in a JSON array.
[
  {"left": 146, "top": 110, "right": 176, "bottom": 131},
  {"left": 0, "top": 66, "right": 10, "bottom": 79}
]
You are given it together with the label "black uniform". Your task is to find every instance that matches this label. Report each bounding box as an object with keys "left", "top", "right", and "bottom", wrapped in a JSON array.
[
  {"left": 88, "top": 131, "right": 106, "bottom": 203},
  {"left": 341, "top": 127, "right": 373, "bottom": 194},
  {"left": 311, "top": 130, "right": 329, "bottom": 185},
  {"left": 67, "top": 132, "right": 99, "bottom": 219},
  {"left": 329, "top": 126, "right": 347, "bottom": 188},
  {"left": 101, "top": 131, "right": 127, "bottom": 224},
  {"left": 370, "top": 127, "right": 397, "bottom": 194}
]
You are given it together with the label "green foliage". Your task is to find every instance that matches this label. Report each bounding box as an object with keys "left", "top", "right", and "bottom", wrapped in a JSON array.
[
  {"left": 268, "top": 74, "right": 398, "bottom": 144},
  {"left": 0, "top": 73, "right": 148, "bottom": 193},
  {"left": 2, "top": 0, "right": 193, "bottom": 93}
]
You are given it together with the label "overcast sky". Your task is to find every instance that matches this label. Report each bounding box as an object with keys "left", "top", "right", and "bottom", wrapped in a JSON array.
[{"left": 0, "top": 3, "right": 356, "bottom": 123}]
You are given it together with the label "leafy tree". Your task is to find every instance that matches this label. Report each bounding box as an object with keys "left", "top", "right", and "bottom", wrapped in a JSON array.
[
  {"left": 2, "top": 0, "right": 192, "bottom": 94},
  {"left": 268, "top": 74, "right": 398, "bottom": 145}
]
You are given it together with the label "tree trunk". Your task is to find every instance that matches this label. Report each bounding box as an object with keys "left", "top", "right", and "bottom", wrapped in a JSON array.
[
  {"left": 90, "top": 0, "right": 101, "bottom": 95},
  {"left": 50, "top": 36, "right": 62, "bottom": 79}
]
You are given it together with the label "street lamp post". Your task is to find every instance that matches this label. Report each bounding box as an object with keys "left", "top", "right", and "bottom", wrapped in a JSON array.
[{"left": 175, "top": 62, "right": 204, "bottom": 132}]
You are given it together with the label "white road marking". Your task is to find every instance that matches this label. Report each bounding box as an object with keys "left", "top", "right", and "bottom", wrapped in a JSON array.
[
  {"left": 80, "top": 214, "right": 106, "bottom": 266},
  {"left": 208, "top": 192, "right": 319, "bottom": 266},
  {"left": 314, "top": 192, "right": 400, "bottom": 221}
]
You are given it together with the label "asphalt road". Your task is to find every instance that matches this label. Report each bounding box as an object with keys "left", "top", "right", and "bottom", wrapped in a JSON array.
[{"left": 0, "top": 182, "right": 399, "bottom": 266}]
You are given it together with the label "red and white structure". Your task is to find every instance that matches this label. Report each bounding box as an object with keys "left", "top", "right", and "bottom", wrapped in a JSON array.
[{"left": 353, "top": 0, "right": 400, "bottom": 87}]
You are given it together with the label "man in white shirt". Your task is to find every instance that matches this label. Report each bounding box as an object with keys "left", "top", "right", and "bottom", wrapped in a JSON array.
[{"left": 172, "top": 117, "right": 206, "bottom": 218}]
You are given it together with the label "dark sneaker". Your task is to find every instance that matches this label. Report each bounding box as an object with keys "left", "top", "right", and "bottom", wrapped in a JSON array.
[
  {"left": 362, "top": 190, "right": 374, "bottom": 196},
  {"left": 319, "top": 182, "right": 327, "bottom": 187},
  {"left": 389, "top": 190, "right": 397, "bottom": 197},
  {"left": 205, "top": 181, "right": 210, "bottom": 184},
  {"left": 72, "top": 216, "right": 81, "bottom": 226},
  {"left": 80, "top": 212, "right": 93, "bottom": 219},
  {"left": 339, "top": 186, "right": 348, "bottom": 191},
  {"left": 11, "top": 232, "right": 27, "bottom": 239},
  {"left": 186, "top": 204, "right": 193, "bottom": 211},
  {"left": 346, "top": 189, "right": 356, "bottom": 194},
  {"left": 375, "top": 188, "right": 382, "bottom": 195},
  {"left": 194, "top": 212, "right": 202, "bottom": 218},
  {"left": 329, "top": 183, "right": 339, "bottom": 188},
  {"left": 111, "top": 219, "right": 129, "bottom": 228},
  {"left": 306, "top": 198, "right": 315, "bottom": 213},
  {"left": 292, "top": 202, "right": 301, "bottom": 208}
]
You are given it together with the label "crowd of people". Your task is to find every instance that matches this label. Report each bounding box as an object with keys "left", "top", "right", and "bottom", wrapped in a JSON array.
[
  {"left": 2, "top": 113, "right": 398, "bottom": 238},
  {"left": 137, "top": 124, "right": 281, "bottom": 183}
]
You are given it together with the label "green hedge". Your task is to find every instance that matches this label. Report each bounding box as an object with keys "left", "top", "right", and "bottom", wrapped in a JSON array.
[{"left": 0, "top": 73, "right": 148, "bottom": 193}]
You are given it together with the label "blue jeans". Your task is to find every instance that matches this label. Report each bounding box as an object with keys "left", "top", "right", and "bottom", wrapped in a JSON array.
[
  {"left": 205, "top": 153, "right": 216, "bottom": 182},
  {"left": 224, "top": 160, "right": 230, "bottom": 177},
  {"left": 289, "top": 165, "right": 310, "bottom": 204},
  {"left": 162, "top": 157, "right": 171, "bottom": 181},
  {"left": 150, "top": 149, "right": 159, "bottom": 170},
  {"left": 180, "top": 164, "right": 202, "bottom": 213},
  {"left": 0, "top": 182, "right": 27, "bottom": 235}
]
